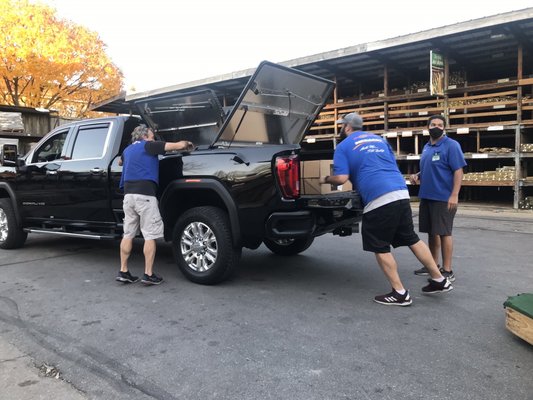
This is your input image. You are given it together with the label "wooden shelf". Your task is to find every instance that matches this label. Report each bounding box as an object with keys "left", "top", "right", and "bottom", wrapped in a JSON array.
[
  {"left": 407, "top": 180, "right": 515, "bottom": 187},
  {"left": 462, "top": 180, "right": 514, "bottom": 187},
  {"left": 464, "top": 153, "right": 516, "bottom": 159},
  {"left": 519, "top": 180, "right": 533, "bottom": 187}
]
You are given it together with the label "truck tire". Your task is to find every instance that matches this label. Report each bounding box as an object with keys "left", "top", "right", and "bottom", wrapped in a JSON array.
[
  {"left": 0, "top": 199, "right": 27, "bottom": 249},
  {"left": 263, "top": 237, "right": 314, "bottom": 256},
  {"left": 172, "top": 206, "right": 241, "bottom": 285}
]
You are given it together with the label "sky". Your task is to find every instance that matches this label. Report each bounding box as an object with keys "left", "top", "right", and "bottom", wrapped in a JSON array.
[{"left": 35, "top": 0, "right": 533, "bottom": 94}]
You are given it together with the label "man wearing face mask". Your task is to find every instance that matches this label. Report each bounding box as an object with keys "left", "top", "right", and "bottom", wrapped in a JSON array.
[
  {"left": 410, "top": 115, "right": 466, "bottom": 282},
  {"left": 322, "top": 112, "right": 453, "bottom": 306}
]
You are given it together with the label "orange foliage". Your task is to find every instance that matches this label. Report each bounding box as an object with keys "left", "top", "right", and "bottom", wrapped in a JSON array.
[{"left": 0, "top": 0, "right": 123, "bottom": 117}]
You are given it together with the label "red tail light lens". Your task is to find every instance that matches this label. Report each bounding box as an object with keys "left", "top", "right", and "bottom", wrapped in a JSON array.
[{"left": 275, "top": 155, "right": 300, "bottom": 199}]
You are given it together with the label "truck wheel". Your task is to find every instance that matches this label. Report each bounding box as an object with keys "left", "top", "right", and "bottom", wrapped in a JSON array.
[
  {"left": 172, "top": 206, "right": 241, "bottom": 285},
  {"left": 263, "top": 237, "right": 314, "bottom": 256},
  {"left": 0, "top": 199, "right": 27, "bottom": 249}
]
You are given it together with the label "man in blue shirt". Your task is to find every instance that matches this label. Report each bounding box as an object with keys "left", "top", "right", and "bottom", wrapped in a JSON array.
[
  {"left": 322, "top": 112, "right": 453, "bottom": 306},
  {"left": 410, "top": 115, "right": 467, "bottom": 282},
  {"left": 116, "top": 124, "right": 193, "bottom": 285}
]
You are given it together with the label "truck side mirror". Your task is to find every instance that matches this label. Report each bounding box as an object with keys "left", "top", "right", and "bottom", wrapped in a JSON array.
[{"left": 0, "top": 144, "right": 18, "bottom": 167}]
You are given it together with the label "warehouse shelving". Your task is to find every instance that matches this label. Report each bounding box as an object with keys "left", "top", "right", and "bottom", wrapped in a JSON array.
[{"left": 306, "top": 73, "right": 533, "bottom": 208}]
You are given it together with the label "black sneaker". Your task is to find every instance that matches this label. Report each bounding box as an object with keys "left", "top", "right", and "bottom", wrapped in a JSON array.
[
  {"left": 422, "top": 278, "right": 453, "bottom": 294},
  {"left": 374, "top": 289, "right": 412, "bottom": 306},
  {"left": 116, "top": 270, "right": 139, "bottom": 283},
  {"left": 141, "top": 273, "right": 163, "bottom": 285},
  {"left": 439, "top": 268, "right": 456, "bottom": 282},
  {"left": 427, "top": 268, "right": 456, "bottom": 283}
]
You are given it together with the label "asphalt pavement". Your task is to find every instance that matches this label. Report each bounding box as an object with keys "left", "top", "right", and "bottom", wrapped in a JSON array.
[{"left": 0, "top": 203, "right": 532, "bottom": 400}]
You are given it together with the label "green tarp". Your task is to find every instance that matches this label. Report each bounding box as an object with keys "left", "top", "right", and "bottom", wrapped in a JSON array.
[{"left": 504, "top": 293, "right": 533, "bottom": 319}]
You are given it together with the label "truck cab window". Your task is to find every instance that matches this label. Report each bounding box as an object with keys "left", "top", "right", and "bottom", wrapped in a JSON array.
[
  {"left": 32, "top": 131, "right": 68, "bottom": 163},
  {"left": 71, "top": 124, "right": 110, "bottom": 160}
]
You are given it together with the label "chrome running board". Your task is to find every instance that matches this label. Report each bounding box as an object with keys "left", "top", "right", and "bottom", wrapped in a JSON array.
[{"left": 24, "top": 228, "right": 119, "bottom": 240}]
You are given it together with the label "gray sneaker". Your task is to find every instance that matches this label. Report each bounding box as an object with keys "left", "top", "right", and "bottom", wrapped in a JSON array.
[
  {"left": 141, "top": 273, "right": 163, "bottom": 285},
  {"left": 116, "top": 270, "right": 139, "bottom": 283},
  {"left": 414, "top": 264, "right": 441, "bottom": 276},
  {"left": 414, "top": 266, "right": 430, "bottom": 276}
]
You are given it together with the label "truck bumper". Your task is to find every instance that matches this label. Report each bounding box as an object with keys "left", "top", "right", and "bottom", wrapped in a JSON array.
[{"left": 266, "top": 211, "right": 315, "bottom": 238}]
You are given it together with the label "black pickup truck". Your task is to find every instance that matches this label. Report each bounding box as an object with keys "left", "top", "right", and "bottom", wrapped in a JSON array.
[{"left": 0, "top": 61, "right": 362, "bottom": 284}]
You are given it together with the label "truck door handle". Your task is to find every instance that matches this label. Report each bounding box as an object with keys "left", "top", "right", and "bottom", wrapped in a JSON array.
[
  {"left": 46, "top": 170, "right": 57, "bottom": 175},
  {"left": 91, "top": 168, "right": 103, "bottom": 174}
]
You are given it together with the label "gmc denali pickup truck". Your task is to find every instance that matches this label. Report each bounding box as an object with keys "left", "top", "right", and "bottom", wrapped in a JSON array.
[{"left": 0, "top": 61, "right": 362, "bottom": 284}]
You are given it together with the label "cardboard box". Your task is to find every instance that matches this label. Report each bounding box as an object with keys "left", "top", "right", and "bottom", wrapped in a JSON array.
[{"left": 300, "top": 160, "right": 352, "bottom": 195}]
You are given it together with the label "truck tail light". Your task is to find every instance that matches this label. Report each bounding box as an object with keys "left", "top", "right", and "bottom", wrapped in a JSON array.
[{"left": 275, "top": 155, "right": 300, "bottom": 199}]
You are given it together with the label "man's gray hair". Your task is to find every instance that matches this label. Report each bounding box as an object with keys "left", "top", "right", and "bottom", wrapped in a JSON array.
[{"left": 131, "top": 124, "right": 151, "bottom": 142}]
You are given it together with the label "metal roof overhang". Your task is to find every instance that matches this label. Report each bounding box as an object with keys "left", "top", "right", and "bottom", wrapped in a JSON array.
[{"left": 93, "top": 8, "right": 533, "bottom": 114}]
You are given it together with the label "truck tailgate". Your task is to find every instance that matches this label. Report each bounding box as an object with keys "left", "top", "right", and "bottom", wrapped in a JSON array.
[{"left": 300, "top": 190, "right": 362, "bottom": 210}]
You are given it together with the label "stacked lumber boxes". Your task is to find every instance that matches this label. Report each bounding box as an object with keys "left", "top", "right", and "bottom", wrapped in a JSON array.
[{"left": 504, "top": 293, "right": 533, "bottom": 346}]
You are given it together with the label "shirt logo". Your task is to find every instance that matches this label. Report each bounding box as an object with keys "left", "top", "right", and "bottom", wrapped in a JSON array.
[{"left": 353, "top": 137, "right": 384, "bottom": 151}]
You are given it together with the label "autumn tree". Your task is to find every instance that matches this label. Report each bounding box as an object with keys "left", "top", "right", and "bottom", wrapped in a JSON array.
[{"left": 0, "top": 0, "right": 123, "bottom": 117}]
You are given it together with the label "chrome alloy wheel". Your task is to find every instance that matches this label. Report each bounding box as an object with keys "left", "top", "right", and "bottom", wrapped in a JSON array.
[
  {"left": 180, "top": 221, "right": 218, "bottom": 272},
  {"left": 0, "top": 208, "right": 7, "bottom": 242}
]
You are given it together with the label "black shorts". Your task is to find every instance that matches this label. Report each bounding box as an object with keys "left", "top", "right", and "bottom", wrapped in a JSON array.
[
  {"left": 362, "top": 199, "right": 420, "bottom": 253},
  {"left": 419, "top": 199, "right": 456, "bottom": 236}
]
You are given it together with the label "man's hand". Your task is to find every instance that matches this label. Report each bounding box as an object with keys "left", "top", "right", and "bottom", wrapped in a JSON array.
[
  {"left": 448, "top": 193, "right": 459, "bottom": 210},
  {"left": 178, "top": 140, "right": 194, "bottom": 151},
  {"left": 409, "top": 173, "right": 419, "bottom": 185},
  {"left": 320, "top": 174, "right": 349, "bottom": 185}
]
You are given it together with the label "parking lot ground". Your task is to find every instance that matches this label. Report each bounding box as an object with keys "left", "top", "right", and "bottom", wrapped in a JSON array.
[{"left": 0, "top": 205, "right": 532, "bottom": 400}]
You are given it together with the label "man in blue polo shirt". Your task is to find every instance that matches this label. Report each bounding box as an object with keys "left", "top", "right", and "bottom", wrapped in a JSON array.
[
  {"left": 411, "top": 115, "right": 467, "bottom": 282},
  {"left": 116, "top": 124, "right": 193, "bottom": 286},
  {"left": 322, "top": 112, "right": 453, "bottom": 306}
]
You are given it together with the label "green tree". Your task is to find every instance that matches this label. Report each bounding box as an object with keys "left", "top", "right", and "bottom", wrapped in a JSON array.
[{"left": 0, "top": 0, "right": 123, "bottom": 117}]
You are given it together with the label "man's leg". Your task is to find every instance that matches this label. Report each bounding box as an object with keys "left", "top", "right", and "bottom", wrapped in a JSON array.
[
  {"left": 120, "top": 237, "right": 133, "bottom": 272},
  {"left": 375, "top": 252, "right": 405, "bottom": 292},
  {"left": 143, "top": 239, "right": 156, "bottom": 276},
  {"left": 428, "top": 233, "right": 441, "bottom": 265},
  {"left": 409, "top": 240, "right": 443, "bottom": 280},
  {"left": 441, "top": 235, "right": 453, "bottom": 272}
]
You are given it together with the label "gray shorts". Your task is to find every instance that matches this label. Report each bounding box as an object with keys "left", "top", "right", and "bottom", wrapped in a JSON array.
[
  {"left": 123, "top": 194, "right": 164, "bottom": 240},
  {"left": 419, "top": 199, "right": 456, "bottom": 236}
]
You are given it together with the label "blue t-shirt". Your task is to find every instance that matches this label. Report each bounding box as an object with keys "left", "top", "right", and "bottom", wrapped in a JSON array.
[
  {"left": 333, "top": 131, "right": 407, "bottom": 206},
  {"left": 120, "top": 140, "right": 166, "bottom": 194},
  {"left": 418, "top": 136, "right": 467, "bottom": 201}
]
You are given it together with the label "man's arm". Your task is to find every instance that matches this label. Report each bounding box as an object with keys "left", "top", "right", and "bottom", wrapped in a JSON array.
[
  {"left": 146, "top": 140, "right": 194, "bottom": 156},
  {"left": 164, "top": 141, "right": 194, "bottom": 152},
  {"left": 320, "top": 174, "right": 349, "bottom": 185},
  {"left": 448, "top": 168, "right": 463, "bottom": 210}
]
